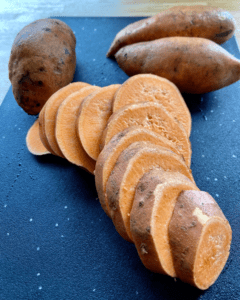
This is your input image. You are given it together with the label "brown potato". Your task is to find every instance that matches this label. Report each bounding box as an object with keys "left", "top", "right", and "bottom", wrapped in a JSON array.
[
  {"left": 8, "top": 18, "right": 76, "bottom": 115},
  {"left": 107, "top": 5, "right": 236, "bottom": 57},
  {"left": 115, "top": 37, "right": 240, "bottom": 94}
]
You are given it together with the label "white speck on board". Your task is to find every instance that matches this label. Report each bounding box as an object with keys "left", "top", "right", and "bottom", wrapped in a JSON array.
[
  {"left": 38, "top": 286, "right": 42, "bottom": 290},
  {"left": 233, "top": 120, "right": 236, "bottom": 122},
  {"left": 214, "top": 178, "right": 218, "bottom": 181},
  {"left": 7, "top": 233, "right": 9, "bottom": 236},
  {"left": 37, "top": 247, "right": 40, "bottom": 251},
  {"left": 93, "top": 289, "right": 96, "bottom": 292},
  {"left": 232, "top": 155, "right": 237, "bottom": 158},
  {"left": 64, "top": 206, "right": 67, "bottom": 209},
  {"left": 29, "top": 218, "right": 33, "bottom": 222},
  {"left": 93, "top": 58, "right": 96, "bottom": 61},
  {"left": 4, "top": 204, "right": 7, "bottom": 208},
  {"left": 37, "top": 273, "right": 40, "bottom": 276},
  {"left": 55, "top": 223, "right": 58, "bottom": 227},
  {"left": 94, "top": 28, "right": 97, "bottom": 31},
  {"left": 202, "top": 155, "right": 205, "bottom": 158},
  {"left": 216, "top": 194, "right": 219, "bottom": 197}
]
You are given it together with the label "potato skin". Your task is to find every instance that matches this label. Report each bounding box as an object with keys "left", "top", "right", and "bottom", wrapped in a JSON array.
[
  {"left": 115, "top": 37, "right": 240, "bottom": 94},
  {"left": 107, "top": 5, "right": 236, "bottom": 57},
  {"left": 9, "top": 18, "right": 76, "bottom": 114}
]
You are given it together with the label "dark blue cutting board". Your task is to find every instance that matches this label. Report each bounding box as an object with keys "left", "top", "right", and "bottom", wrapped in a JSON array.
[{"left": 0, "top": 17, "right": 240, "bottom": 300}]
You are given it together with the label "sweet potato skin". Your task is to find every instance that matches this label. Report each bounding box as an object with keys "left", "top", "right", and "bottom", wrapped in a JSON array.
[
  {"left": 107, "top": 5, "right": 236, "bottom": 57},
  {"left": 115, "top": 37, "right": 240, "bottom": 94},
  {"left": 8, "top": 18, "right": 76, "bottom": 114},
  {"left": 169, "top": 190, "right": 232, "bottom": 289}
]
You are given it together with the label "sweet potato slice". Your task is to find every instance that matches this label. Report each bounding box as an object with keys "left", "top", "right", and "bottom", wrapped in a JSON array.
[
  {"left": 44, "top": 82, "right": 91, "bottom": 157},
  {"left": 26, "top": 119, "right": 50, "bottom": 155},
  {"left": 130, "top": 169, "right": 199, "bottom": 277},
  {"left": 55, "top": 86, "right": 100, "bottom": 173},
  {"left": 169, "top": 190, "right": 232, "bottom": 290},
  {"left": 77, "top": 84, "right": 121, "bottom": 160},
  {"left": 39, "top": 105, "right": 56, "bottom": 155},
  {"left": 113, "top": 74, "right": 191, "bottom": 137},
  {"left": 106, "top": 141, "right": 194, "bottom": 242},
  {"left": 95, "top": 126, "right": 181, "bottom": 218},
  {"left": 101, "top": 102, "right": 191, "bottom": 167}
]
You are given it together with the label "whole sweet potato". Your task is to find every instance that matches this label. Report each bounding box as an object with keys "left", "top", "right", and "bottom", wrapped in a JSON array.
[
  {"left": 107, "top": 5, "right": 236, "bottom": 57},
  {"left": 9, "top": 18, "right": 76, "bottom": 114},
  {"left": 115, "top": 37, "right": 240, "bottom": 94}
]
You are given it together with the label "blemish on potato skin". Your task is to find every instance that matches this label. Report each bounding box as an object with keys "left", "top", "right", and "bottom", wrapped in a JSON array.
[
  {"left": 140, "top": 243, "right": 148, "bottom": 255},
  {"left": 216, "top": 29, "right": 233, "bottom": 38},
  {"left": 65, "top": 48, "right": 70, "bottom": 55}
]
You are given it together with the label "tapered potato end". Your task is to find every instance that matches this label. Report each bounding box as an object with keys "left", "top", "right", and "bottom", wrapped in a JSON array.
[{"left": 169, "top": 190, "right": 232, "bottom": 290}]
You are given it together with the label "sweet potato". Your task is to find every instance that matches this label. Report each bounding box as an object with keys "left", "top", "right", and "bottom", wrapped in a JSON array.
[
  {"left": 107, "top": 5, "right": 236, "bottom": 57},
  {"left": 77, "top": 84, "right": 121, "bottom": 160},
  {"left": 39, "top": 105, "right": 56, "bottom": 155},
  {"left": 115, "top": 37, "right": 240, "bottom": 94},
  {"left": 95, "top": 126, "right": 181, "bottom": 218},
  {"left": 55, "top": 86, "right": 100, "bottom": 173},
  {"left": 130, "top": 169, "right": 199, "bottom": 277},
  {"left": 26, "top": 119, "right": 50, "bottom": 156},
  {"left": 169, "top": 190, "right": 232, "bottom": 290},
  {"left": 9, "top": 18, "right": 77, "bottom": 114},
  {"left": 106, "top": 141, "right": 194, "bottom": 242},
  {"left": 113, "top": 74, "right": 191, "bottom": 137},
  {"left": 43, "top": 82, "right": 90, "bottom": 157},
  {"left": 101, "top": 102, "right": 191, "bottom": 167}
]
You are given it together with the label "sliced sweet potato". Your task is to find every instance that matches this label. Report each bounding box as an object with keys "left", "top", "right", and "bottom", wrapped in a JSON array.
[
  {"left": 101, "top": 102, "right": 191, "bottom": 167},
  {"left": 95, "top": 126, "right": 181, "bottom": 218},
  {"left": 39, "top": 105, "right": 56, "bottom": 155},
  {"left": 130, "top": 169, "right": 199, "bottom": 277},
  {"left": 169, "top": 190, "right": 232, "bottom": 290},
  {"left": 26, "top": 119, "right": 50, "bottom": 156},
  {"left": 113, "top": 74, "right": 191, "bottom": 137},
  {"left": 77, "top": 84, "right": 121, "bottom": 160},
  {"left": 44, "top": 82, "right": 91, "bottom": 157},
  {"left": 106, "top": 141, "right": 194, "bottom": 242},
  {"left": 55, "top": 86, "right": 100, "bottom": 173}
]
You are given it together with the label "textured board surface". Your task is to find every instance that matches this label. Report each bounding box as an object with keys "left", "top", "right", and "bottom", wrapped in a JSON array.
[{"left": 0, "top": 17, "right": 240, "bottom": 300}]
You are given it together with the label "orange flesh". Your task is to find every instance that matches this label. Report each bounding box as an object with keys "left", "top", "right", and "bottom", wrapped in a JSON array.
[
  {"left": 194, "top": 218, "right": 232, "bottom": 290},
  {"left": 39, "top": 105, "right": 56, "bottom": 155},
  {"left": 26, "top": 119, "right": 50, "bottom": 155},
  {"left": 102, "top": 102, "right": 191, "bottom": 167},
  {"left": 55, "top": 86, "right": 99, "bottom": 173},
  {"left": 77, "top": 84, "right": 121, "bottom": 160},
  {"left": 113, "top": 74, "right": 191, "bottom": 137},
  {"left": 44, "top": 82, "right": 91, "bottom": 157},
  {"left": 96, "top": 126, "right": 181, "bottom": 217},
  {"left": 152, "top": 183, "right": 198, "bottom": 277},
  {"left": 113, "top": 144, "right": 194, "bottom": 241}
]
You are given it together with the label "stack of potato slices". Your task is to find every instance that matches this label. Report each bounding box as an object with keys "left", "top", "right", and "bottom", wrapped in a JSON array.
[{"left": 26, "top": 74, "right": 232, "bottom": 290}]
